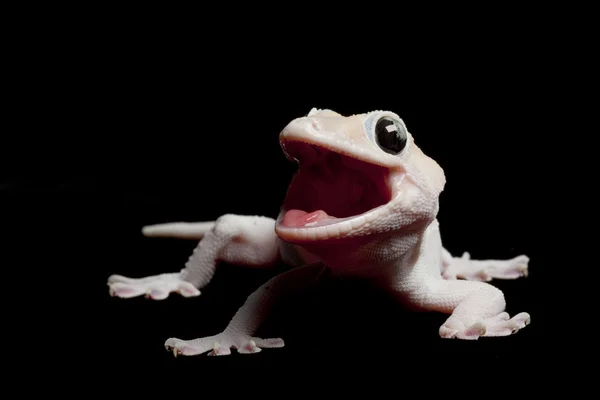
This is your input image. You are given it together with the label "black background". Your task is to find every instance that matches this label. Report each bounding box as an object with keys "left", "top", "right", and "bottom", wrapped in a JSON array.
[{"left": 2, "top": 7, "right": 566, "bottom": 389}]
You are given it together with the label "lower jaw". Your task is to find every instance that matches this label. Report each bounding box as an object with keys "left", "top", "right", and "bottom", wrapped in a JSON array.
[{"left": 275, "top": 204, "right": 389, "bottom": 242}]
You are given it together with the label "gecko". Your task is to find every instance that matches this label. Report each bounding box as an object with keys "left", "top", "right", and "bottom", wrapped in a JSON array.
[{"left": 107, "top": 108, "right": 531, "bottom": 356}]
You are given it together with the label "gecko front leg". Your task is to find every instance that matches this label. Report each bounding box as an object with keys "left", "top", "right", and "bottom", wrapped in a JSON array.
[
  {"left": 165, "top": 262, "right": 325, "bottom": 356},
  {"left": 403, "top": 278, "right": 530, "bottom": 340},
  {"left": 441, "top": 248, "right": 529, "bottom": 282},
  {"left": 107, "top": 214, "right": 281, "bottom": 300}
]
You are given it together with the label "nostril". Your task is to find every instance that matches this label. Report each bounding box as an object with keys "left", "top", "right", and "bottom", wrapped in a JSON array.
[{"left": 307, "top": 119, "right": 321, "bottom": 131}]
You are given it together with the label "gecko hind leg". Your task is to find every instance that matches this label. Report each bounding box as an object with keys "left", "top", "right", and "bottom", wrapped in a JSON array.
[
  {"left": 108, "top": 273, "right": 200, "bottom": 299},
  {"left": 108, "top": 214, "right": 281, "bottom": 300},
  {"left": 442, "top": 250, "right": 529, "bottom": 282}
]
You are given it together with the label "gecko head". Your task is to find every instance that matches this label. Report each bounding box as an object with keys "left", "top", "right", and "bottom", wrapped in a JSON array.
[{"left": 275, "top": 108, "right": 446, "bottom": 244}]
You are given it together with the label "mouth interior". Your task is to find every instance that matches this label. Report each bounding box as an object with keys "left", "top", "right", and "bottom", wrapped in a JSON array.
[{"left": 280, "top": 141, "right": 392, "bottom": 228}]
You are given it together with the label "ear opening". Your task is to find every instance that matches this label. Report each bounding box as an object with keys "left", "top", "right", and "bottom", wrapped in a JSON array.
[{"left": 409, "top": 144, "right": 447, "bottom": 197}]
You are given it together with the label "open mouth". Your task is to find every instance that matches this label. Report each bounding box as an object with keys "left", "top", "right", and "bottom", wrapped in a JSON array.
[{"left": 277, "top": 140, "right": 393, "bottom": 234}]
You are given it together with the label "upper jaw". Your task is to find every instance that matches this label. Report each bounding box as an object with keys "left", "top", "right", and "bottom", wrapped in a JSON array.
[{"left": 279, "top": 118, "right": 401, "bottom": 170}]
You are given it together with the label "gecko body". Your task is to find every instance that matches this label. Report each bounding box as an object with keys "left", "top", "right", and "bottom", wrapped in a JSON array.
[{"left": 108, "top": 108, "right": 530, "bottom": 356}]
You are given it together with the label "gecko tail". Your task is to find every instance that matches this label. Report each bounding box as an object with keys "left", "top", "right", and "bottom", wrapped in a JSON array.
[{"left": 141, "top": 222, "right": 216, "bottom": 240}]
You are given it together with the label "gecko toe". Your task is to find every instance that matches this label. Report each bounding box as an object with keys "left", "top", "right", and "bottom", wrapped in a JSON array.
[
  {"left": 145, "top": 289, "right": 169, "bottom": 300},
  {"left": 439, "top": 325, "right": 458, "bottom": 339},
  {"left": 237, "top": 339, "right": 262, "bottom": 354},
  {"left": 177, "top": 282, "right": 201, "bottom": 297},
  {"left": 109, "top": 283, "right": 145, "bottom": 298},
  {"left": 208, "top": 342, "right": 232, "bottom": 356},
  {"left": 462, "top": 321, "right": 486, "bottom": 339}
]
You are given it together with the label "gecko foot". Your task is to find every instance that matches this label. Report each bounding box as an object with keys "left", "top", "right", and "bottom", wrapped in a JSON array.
[
  {"left": 107, "top": 272, "right": 200, "bottom": 300},
  {"left": 443, "top": 253, "right": 529, "bottom": 281},
  {"left": 165, "top": 334, "right": 285, "bottom": 357},
  {"left": 439, "top": 311, "right": 531, "bottom": 340}
]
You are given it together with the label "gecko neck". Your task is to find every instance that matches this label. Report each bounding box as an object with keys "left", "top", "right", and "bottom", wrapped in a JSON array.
[{"left": 294, "top": 218, "right": 435, "bottom": 278}]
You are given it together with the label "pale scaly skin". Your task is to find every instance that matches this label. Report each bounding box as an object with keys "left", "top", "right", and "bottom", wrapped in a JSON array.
[{"left": 108, "top": 108, "right": 530, "bottom": 356}]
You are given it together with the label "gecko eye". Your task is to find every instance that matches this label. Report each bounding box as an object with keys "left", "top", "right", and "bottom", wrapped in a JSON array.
[{"left": 374, "top": 117, "right": 407, "bottom": 155}]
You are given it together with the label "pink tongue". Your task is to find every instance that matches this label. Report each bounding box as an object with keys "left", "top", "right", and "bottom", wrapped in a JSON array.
[{"left": 282, "top": 209, "right": 336, "bottom": 227}]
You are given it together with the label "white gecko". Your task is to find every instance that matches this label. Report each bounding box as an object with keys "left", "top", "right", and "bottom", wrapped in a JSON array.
[{"left": 107, "top": 108, "right": 531, "bottom": 357}]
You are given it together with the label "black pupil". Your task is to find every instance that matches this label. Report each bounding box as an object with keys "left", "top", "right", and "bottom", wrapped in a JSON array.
[{"left": 375, "top": 117, "right": 407, "bottom": 154}]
